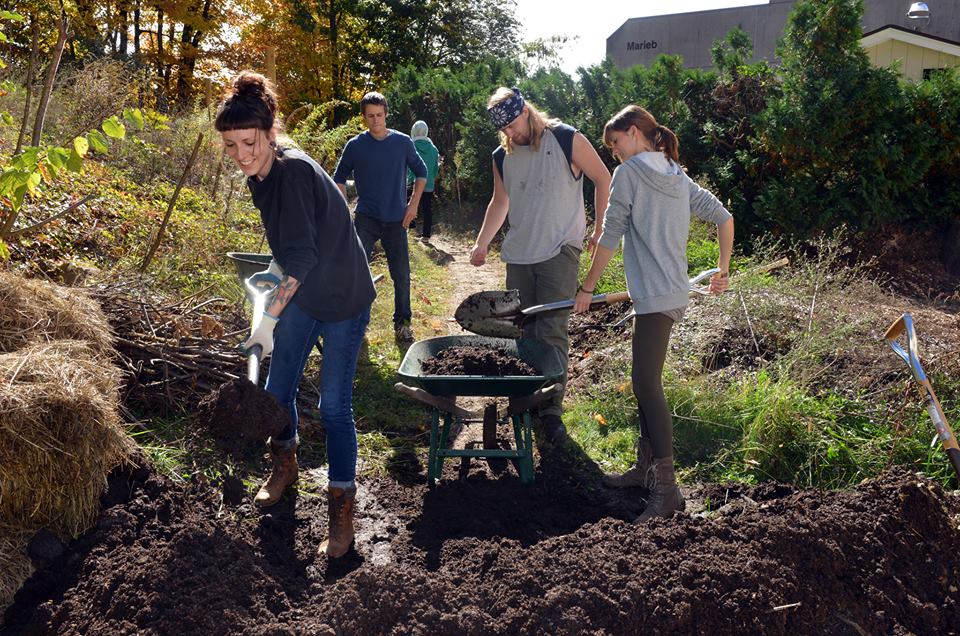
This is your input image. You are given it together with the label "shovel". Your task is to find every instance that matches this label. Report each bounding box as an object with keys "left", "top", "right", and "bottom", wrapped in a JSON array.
[
  {"left": 454, "top": 288, "right": 630, "bottom": 338},
  {"left": 243, "top": 272, "right": 280, "bottom": 385},
  {"left": 884, "top": 312, "right": 960, "bottom": 479},
  {"left": 455, "top": 268, "right": 719, "bottom": 339}
]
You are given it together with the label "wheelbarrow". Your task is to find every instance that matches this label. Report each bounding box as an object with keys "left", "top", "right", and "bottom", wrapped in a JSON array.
[{"left": 396, "top": 335, "right": 564, "bottom": 485}]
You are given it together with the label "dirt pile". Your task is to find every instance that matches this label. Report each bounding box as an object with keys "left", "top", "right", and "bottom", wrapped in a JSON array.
[
  {"left": 421, "top": 345, "right": 537, "bottom": 376},
  {"left": 4, "top": 459, "right": 958, "bottom": 635},
  {"left": 194, "top": 378, "right": 289, "bottom": 456}
]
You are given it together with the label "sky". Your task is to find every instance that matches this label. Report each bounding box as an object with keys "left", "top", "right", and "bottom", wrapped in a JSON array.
[{"left": 514, "top": 0, "right": 769, "bottom": 74}]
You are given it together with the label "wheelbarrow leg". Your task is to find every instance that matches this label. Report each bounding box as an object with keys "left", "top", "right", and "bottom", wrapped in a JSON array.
[
  {"left": 427, "top": 408, "right": 440, "bottom": 484},
  {"left": 518, "top": 411, "right": 535, "bottom": 484}
]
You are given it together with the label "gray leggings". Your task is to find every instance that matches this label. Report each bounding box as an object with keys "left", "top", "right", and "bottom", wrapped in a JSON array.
[{"left": 631, "top": 312, "right": 675, "bottom": 459}]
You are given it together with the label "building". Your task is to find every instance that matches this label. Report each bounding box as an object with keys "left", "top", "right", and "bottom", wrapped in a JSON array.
[{"left": 606, "top": 0, "right": 960, "bottom": 81}]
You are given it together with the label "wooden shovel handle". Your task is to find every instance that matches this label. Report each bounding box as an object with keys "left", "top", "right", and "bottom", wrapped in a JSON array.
[
  {"left": 595, "top": 291, "right": 631, "bottom": 305},
  {"left": 884, "top": 315, "right": 906, "bottom": 340}
]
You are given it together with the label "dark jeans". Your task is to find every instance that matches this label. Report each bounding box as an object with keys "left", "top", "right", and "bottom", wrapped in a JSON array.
[
  {"left": 406, "top": 188, "right": 434, "bottom": 238},
  {"left": 354, "top": 213, "right": 412, "bottom": 326},
  {"left": 419, "top": 191, "right": 433, "bottom": 238},
  {"left": 265, "top": 301, "right": 370, "bottom": 482},
  {"left": 505, "top": 244, "right": 581, "bottom": 417},
  {"left": 631, "top": 312, "right": 675, "bottom": 459}
]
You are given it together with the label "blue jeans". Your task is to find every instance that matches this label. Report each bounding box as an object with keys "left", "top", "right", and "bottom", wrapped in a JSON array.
[
  {"left": 265, "top": 301, "right": 370, "bottom": 482},
  {"left": 354, "top": 213, "right": 411, "bottom": 326}
]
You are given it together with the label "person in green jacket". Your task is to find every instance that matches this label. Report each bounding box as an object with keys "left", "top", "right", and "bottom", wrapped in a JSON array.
[{"left": 407, "top": 120, "right": 441, "bottom": 240}]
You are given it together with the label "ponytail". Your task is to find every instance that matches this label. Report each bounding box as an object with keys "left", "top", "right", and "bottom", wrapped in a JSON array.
[{"left": 603, "top": 106, "right": 679, "bottom": 163}]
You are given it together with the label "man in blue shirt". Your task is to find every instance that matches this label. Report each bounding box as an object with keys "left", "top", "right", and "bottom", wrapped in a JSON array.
[{"left": 334, "top": 92, "right": 427, "bottom": 343}]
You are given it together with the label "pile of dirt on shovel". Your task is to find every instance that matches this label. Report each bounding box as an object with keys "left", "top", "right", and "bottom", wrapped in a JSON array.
[
  {"left": 193, "top": 378, "right": 289, "bottom": 456},
  {"left": 4, "top": 453, "right": 959, "bottom": 635}
]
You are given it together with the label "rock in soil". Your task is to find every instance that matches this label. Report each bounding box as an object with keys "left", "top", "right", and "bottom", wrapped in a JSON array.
[
  {"left": 194, "top": 378, "right": 289, "bottom": 456},
  {"left": 421, "top": 345, "right": 537, "bottom": 376},
  {"left": 3, "top": 457, "right": 959, "bottom": 635}
]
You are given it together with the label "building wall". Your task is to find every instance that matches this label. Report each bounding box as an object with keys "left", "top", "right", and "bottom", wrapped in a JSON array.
[
  {"left": 607, "top": 0, "right": 960, "bottom": 70},
  {"left": 865, "top": 40, "right": 960, "bottom": 81}
]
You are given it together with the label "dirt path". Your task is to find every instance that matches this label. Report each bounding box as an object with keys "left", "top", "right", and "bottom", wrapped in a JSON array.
[
  {"left": 417, "top": 234, "right": 509, "bottom": 451},
  {"left": 421, "top": 234, "right": 505, "bottom": 337}
]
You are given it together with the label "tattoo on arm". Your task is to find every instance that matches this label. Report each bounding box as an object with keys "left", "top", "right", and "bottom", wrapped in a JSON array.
[{"left": 267, "top": 275, "right": 300, "bottom": 316}]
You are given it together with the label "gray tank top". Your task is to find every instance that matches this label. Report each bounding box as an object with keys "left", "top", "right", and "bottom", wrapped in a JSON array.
[{"left": 500, "top": 128, "right": 586, "bottom": 264}]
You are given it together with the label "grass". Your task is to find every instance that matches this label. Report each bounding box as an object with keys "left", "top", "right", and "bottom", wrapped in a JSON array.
[{"left": 563, "top": 231, "right": 960, "bottom": 490}]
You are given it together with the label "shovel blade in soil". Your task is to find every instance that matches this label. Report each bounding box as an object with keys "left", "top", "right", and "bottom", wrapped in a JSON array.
[{"left": 454, "top": 289, "right": 525, "bottom": 338}]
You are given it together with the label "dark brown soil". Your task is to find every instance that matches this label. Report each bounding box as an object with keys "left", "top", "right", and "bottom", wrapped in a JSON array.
[
  {"left": 421, "top": 345, "right": 537, "bottom": 376},
  {"left": 194, "top": 378, "right": 289, "bottom": 456},
  {"left": 4, "top": 453, "right": 959, "bottom": 635}
]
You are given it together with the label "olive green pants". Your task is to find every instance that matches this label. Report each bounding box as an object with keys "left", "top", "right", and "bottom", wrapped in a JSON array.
[
  {"left": 506, "top": 244, "right": 581, "bottom": 418},
  {"left": 632, "top": 312, "right": 675, "bottom": 459}
]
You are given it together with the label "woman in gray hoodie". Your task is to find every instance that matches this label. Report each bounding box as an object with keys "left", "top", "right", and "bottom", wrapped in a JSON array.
[{"left": 573, "top": 105, "right": 734, "bottom": 522}]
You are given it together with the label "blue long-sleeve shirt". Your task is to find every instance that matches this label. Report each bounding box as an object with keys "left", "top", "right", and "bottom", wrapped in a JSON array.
[{"left": 333, "top": 130, "right": 427, "bottom": 222}]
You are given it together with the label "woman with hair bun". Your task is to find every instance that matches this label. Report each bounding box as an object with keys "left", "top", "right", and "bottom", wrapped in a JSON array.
[
  {"left": 574, "top": 105, "right": 734, "bottom": 523},
  {"left": 215, "top": 71, "right": 375, "bottom": 558}
]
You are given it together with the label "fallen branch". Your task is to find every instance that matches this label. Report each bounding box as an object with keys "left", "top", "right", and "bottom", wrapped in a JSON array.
[{"left": 7, "top": 194, "right": 96, "bottom": 238}]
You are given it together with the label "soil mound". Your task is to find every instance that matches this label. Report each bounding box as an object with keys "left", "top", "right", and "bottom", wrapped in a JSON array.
[
  {"left": 194, "top": 378, "right": 289, "bottom": 455},
  {"left": 421, "top": 345, "right": 537, "bottom": 376},
  {"left": 4, "top": 463, "right": 958, "bottom": 635}
]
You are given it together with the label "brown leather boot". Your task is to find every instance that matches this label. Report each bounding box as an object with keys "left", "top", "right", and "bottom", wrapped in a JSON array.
[
  {"left": 253, "top": 443, "right": 298, "bottom": 507},
  {"left": 319, "top": 485, "right": 357, "bottom": 558},
  {"left": 636, "top": 457, "right": 685, "bottom": 523},
  {"left": 602, "top": 436, "right": 654, "bottom": 489}
]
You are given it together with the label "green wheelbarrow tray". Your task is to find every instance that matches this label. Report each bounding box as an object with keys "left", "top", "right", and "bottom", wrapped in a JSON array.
[{"left": 397, "top": 335, "right": 564, "bottom": 397}]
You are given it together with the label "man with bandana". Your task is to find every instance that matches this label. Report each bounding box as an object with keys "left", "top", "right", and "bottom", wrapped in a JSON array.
[{"left": 469, "top": 87, "right": 612, "bottom": 443}]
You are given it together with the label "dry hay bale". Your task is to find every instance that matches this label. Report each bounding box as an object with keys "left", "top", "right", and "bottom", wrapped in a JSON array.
[
  {"left": 0, "top": 271, "right": 114, "bottom": 356},
  {"left": 0, "top": 524, "right": 32, "bottom": 613},
  {"left": 0, "top": 341, "right": 135, "bottom": 536}
]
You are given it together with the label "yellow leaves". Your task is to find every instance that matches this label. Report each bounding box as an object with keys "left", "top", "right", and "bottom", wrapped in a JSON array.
[{"left": 594, "top": 413, "right": 608, "bottom": 427}]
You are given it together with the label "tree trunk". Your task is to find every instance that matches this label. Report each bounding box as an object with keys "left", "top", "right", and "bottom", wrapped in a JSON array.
[
  {"left": 15, "top": 21, "right": 40, "bottom": 155},
  {"left": 31, "top": 17, "right": 69, "bottom": 147}
]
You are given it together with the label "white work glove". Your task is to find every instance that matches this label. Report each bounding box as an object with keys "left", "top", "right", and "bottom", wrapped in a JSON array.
[
  {"left": 241, "top": 312, "right": 278, "bottom": 358},
  {"left": 248, "top": 259, "right": 284, "bottom": 290}
]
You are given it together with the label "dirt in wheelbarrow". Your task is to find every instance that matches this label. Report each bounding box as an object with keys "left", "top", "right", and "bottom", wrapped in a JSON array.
[
  {"left": 193, "top": 378, "right": 289, "bottom": 457},
  {"left": 5, "top": 447, "right": 960, "bottom": 635},
  {"left": 421, "top": 345, "right": 538, "bottom": 376}
]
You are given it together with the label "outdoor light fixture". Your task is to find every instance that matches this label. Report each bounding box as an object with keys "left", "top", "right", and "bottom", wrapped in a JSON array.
[{"left": 906, "top": 2, "right": 930, "bottom": 19}]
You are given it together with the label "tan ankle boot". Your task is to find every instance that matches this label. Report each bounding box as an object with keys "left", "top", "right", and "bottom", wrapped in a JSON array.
[
  {"left": 602, "top": 437, "right": 654, "bottom": 489},
  {"left": 636, "top": 457, "right": 684, "bottom": 523},
  {"left": 319, "top": 485, "right": 357, "bottom": 558},
  {"left": 254, "top": 443, "right": 298, "bottom": 507}
]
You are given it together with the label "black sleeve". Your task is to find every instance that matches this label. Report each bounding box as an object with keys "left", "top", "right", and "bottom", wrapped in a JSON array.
[{"left": 277, "top": 160, "right": 322, "bottom": 282}]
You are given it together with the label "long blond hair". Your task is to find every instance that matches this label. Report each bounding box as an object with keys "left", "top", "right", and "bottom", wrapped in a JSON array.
[{"left": 488, "top": 87, "right": 561, "bottom": 154}]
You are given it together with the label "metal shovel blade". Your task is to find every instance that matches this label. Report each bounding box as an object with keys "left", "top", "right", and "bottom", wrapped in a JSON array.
[{"left": 454, "top": 289, "right": 525, "bottom": 338}]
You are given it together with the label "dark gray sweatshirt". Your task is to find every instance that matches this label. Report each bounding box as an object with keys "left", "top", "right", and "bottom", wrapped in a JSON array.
[{"left": 248, "top": 147, "right": 375, "bottom": 322}]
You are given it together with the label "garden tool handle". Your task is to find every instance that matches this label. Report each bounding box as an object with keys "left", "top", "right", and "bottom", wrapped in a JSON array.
[
  {"left": 247, "top": 344, "right": 262, "bottom": 385},
  {"left": 885, "top": 312, "right": 960, "bottom": 480},
  {"left": 883, "top": 313, "right": 924, "bottom": 381},
  {"left": 522, "top": 291, "right": 631, "bottom": 316}
]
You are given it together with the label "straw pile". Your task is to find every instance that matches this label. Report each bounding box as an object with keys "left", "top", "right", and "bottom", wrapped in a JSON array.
[
  {"left": 0, "top": 524, "right": 33, "bottom": 611},
  {"left": 0, "top": 271, "right": 114, "bottom": 356},
  {"left": 0, "top": 275, "right": 134, "bottom": 612}
]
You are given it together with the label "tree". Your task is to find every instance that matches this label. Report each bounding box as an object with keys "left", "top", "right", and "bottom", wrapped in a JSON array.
[{"left": 755, "top": 0, "right": 915, "bottom": 236}]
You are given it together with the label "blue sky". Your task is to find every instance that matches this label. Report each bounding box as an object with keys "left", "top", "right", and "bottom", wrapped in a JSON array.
[{"left": 515, "top": 0, "right": 768, "bottom": 74}]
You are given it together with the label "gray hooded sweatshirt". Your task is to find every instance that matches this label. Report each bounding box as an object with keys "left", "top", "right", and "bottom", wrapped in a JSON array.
[{"left": 597, "top": 151, "right": 732, "bottom": 316}]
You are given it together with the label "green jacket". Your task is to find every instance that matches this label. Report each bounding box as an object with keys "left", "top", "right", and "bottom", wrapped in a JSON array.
[{"left": 407, "top": 137, "right": 439, "bottom": 192}]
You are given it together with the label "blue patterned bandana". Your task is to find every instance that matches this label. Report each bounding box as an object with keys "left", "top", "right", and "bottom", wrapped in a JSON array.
[{"left": 487, "top": 88, "right": 525, "bottom": 129}]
